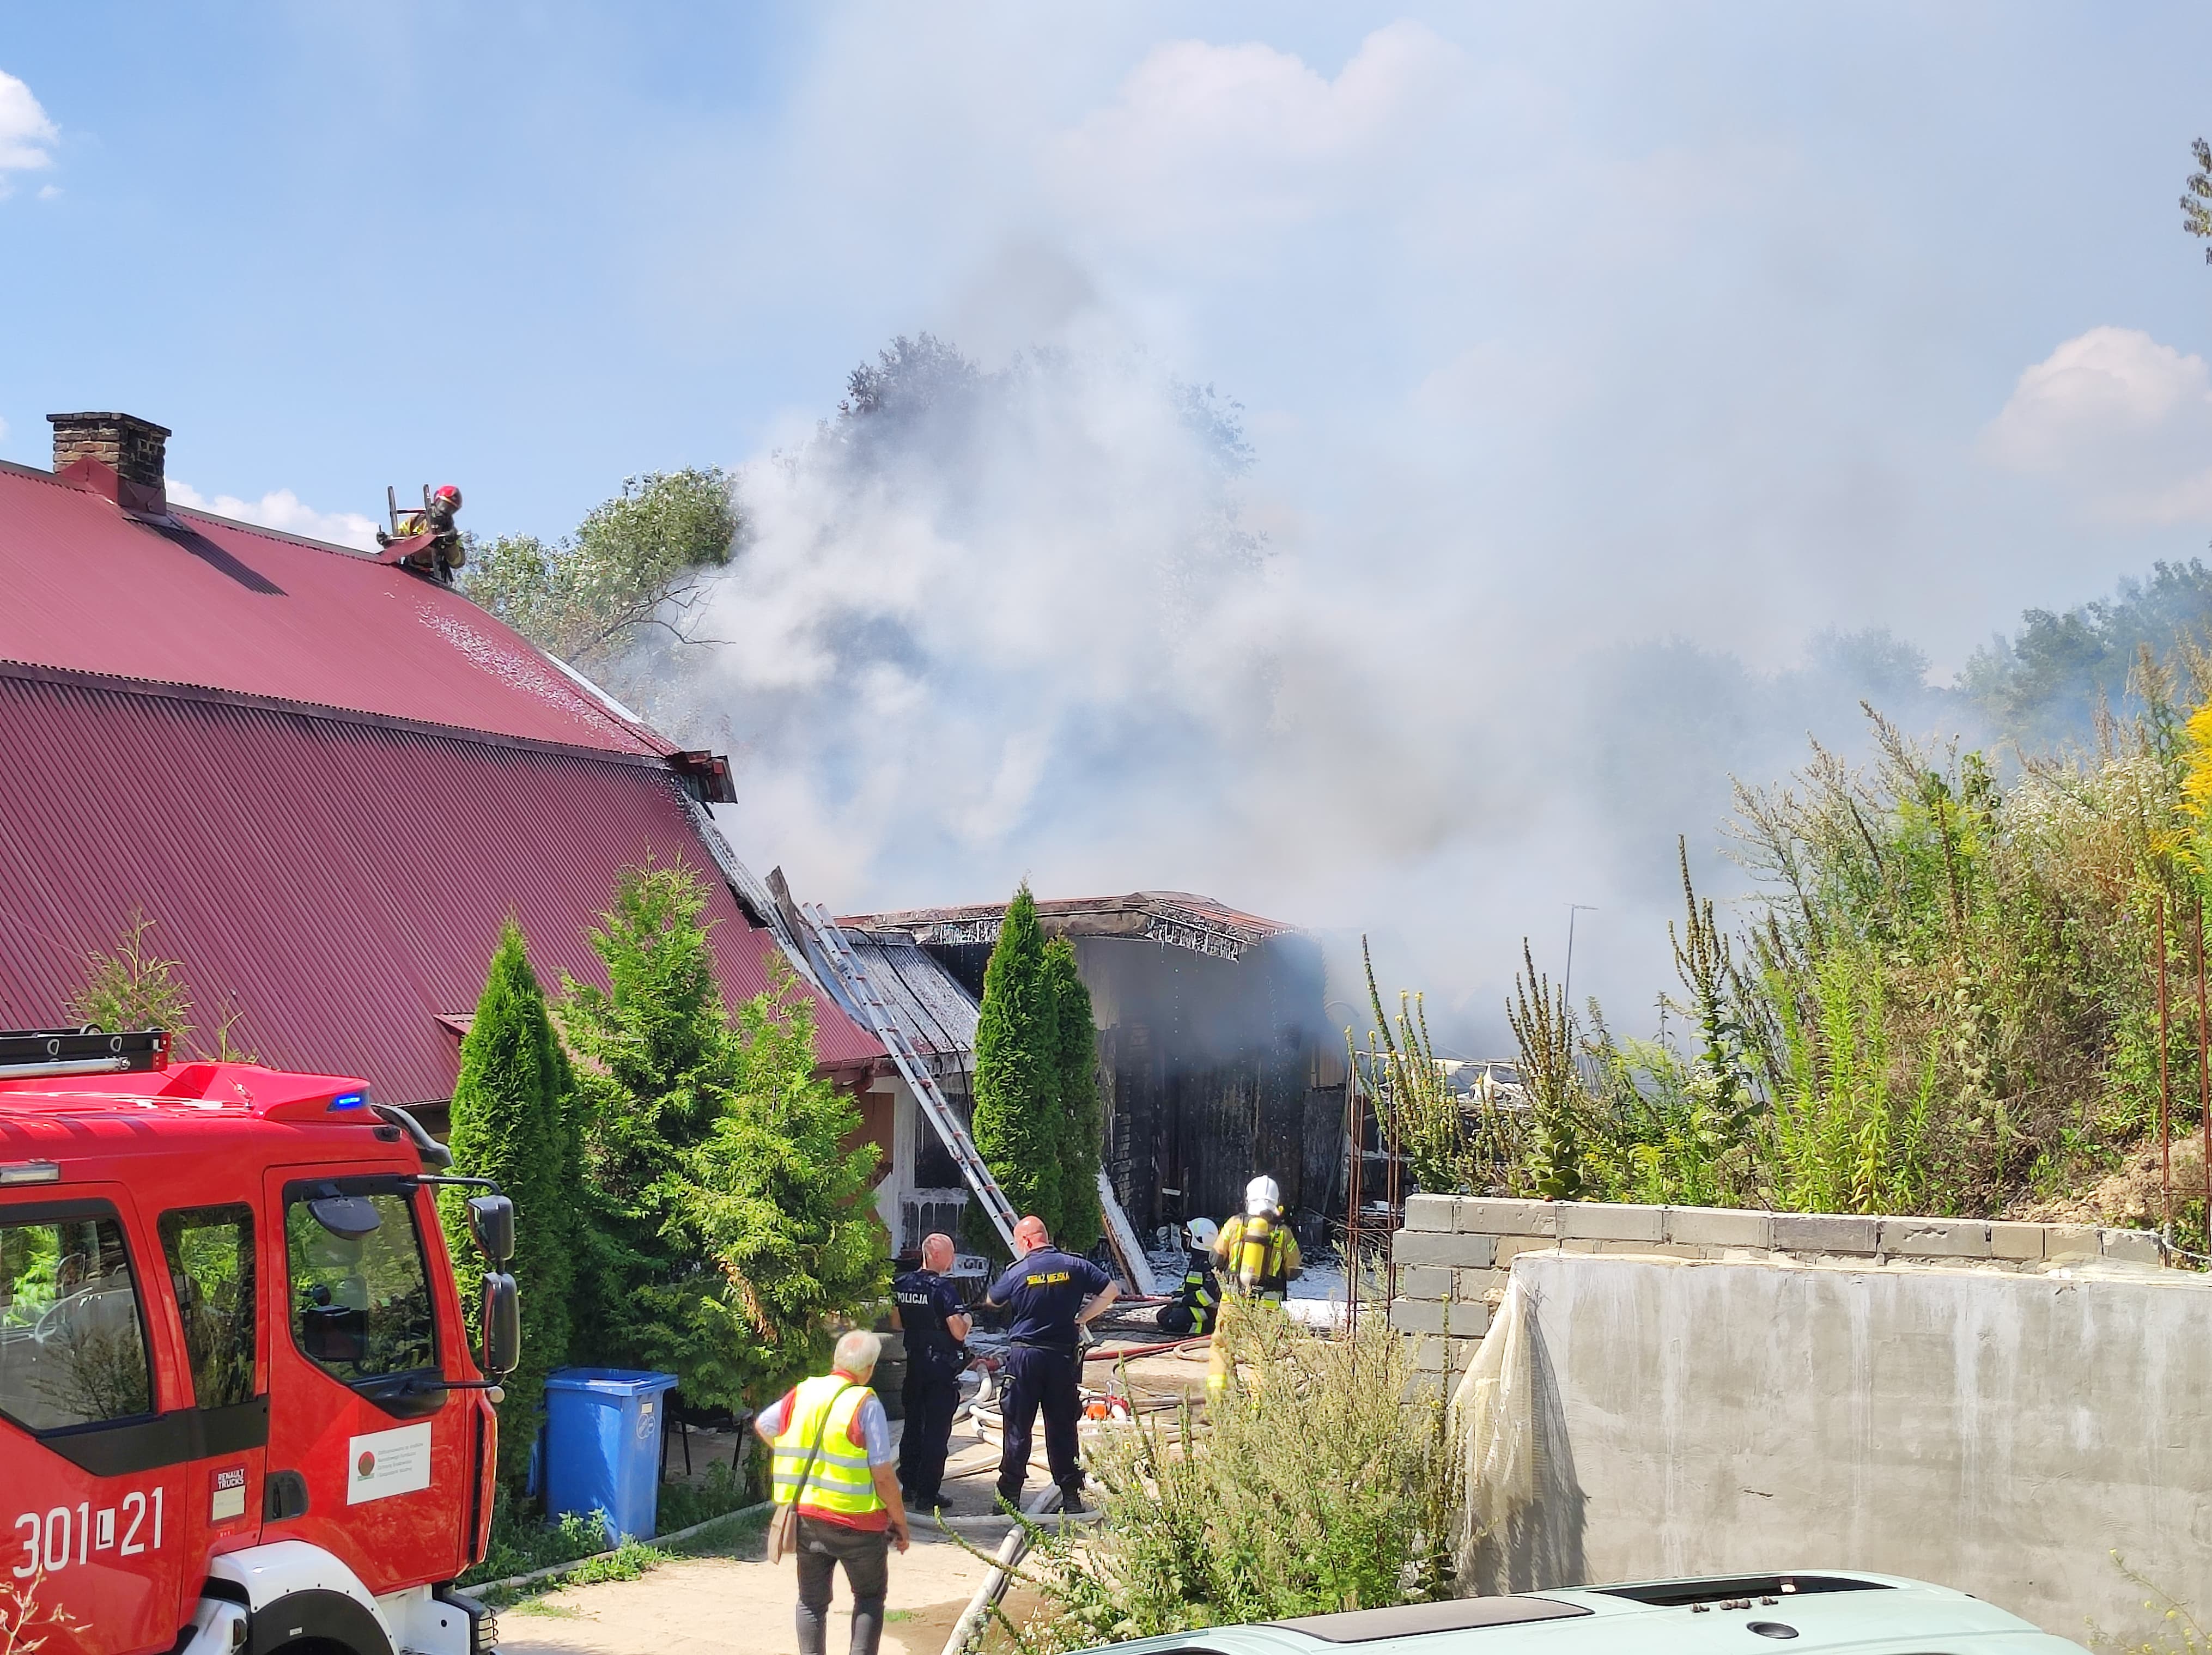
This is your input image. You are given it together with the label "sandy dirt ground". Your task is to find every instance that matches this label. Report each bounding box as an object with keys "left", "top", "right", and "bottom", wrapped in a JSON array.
[
  {"left": 495, "top": 1531, "right": 999, "bottom": 1655},
  {"left": 500, "top": 1344, "right": 1210, "bottom": 1655}
]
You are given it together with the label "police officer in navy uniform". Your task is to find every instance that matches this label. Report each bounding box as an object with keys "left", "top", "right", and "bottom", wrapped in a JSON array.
[
  {"left": 982, "top": 1214, "right": 1118, "bottom": 1512},
  {"left": 890, "top": 1232, "right": 971, "bottom": 1512}
]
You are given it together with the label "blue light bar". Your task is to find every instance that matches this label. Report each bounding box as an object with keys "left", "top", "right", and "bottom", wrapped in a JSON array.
[{"left": 329, "top": 1091, "right": 368, "bottom": 1111}]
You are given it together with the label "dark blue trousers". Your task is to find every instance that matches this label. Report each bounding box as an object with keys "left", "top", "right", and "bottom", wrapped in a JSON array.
[
  {"left": 898, "top": 1363, "right": 959, "bottom": 1505},
  {"left": 995, "top": 1343, "right": 1083, "bottom": 1502}
]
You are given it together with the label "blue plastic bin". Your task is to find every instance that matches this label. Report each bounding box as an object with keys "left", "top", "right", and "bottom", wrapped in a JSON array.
[{"left": 543, "top": 1368, "right": 680, "bottom": 1544}]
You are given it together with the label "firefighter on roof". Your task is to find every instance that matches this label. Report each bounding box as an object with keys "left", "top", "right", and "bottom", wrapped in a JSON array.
[{"left": 376, "top": 483, "right": 467, "bottom": 582}]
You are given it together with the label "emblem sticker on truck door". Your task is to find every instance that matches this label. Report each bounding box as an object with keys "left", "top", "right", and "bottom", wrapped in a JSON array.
[{"left": 345, "top": 1423, "right": 433, "bottom": 1504}]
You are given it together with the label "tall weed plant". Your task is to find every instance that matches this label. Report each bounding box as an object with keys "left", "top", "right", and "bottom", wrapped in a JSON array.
[
  {"left": 1474, "top": 653, "right": 2212, "bottom": 1223},
  {"left": 1008, "top": 1310, "right": 1456, "bottom": 1648}
]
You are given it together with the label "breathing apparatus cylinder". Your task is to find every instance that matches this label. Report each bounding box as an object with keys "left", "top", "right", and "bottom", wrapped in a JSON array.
[{"left": 1235, "top": 1211, "right": 1275, "bottom": 1293}]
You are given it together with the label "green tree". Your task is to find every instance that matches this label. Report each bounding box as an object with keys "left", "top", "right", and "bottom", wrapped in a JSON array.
[
  {"left": 639, "top": 970, "right": 887, "bottom": 1408},
  {"left": 2185, "top": 136, "right": 2211, "bottom": 261},
  {"left": 968, "top": 884, "right": 1064, "bottom": 1246},
  {"left": 1045, "top": 936, "right": 1103, "bottom": 1250},
  {"left": 68, "top": 909, "right": 254, "bottom": 1060},
  {"left": 560, "top": 863, "right": 732, "bottom": 1370},
  {"left": 441, "top": 920, "right": 576, "bottom": 1492},
  {"left": 562, "top": 862, "right": 885, "bottom": 1409},
  {"left": 69, "top": 908, "right": 192, "bottom": 1040},
  {"left": 463, "top": 468, "right": 739, "bottom": 671}
]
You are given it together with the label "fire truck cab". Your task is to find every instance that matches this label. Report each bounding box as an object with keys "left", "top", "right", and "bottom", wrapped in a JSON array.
[{"left": 0, "top": 1030, "right": 518, "bottom": 1655}]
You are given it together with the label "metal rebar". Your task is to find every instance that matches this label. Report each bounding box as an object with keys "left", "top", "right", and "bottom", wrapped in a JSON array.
[
  {"left": 1384, "top": 1056, "right": 1402, "bottom": 1304},
  {"left": 2199, "top": 896, "right": 2209, "bottom": 1254},
  {"left": 1345, "top": 1057, "right": 1365, "bottom": 1338},
  {"left": 2160, "top": 898, "right": 2172, "bottom": 1234}
]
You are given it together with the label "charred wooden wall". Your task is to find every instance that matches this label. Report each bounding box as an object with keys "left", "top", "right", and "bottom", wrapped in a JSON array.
[
  {"left": 1080, "top": 934, "right": 1343, "bottom": 1238},
  {"left": 921, "top": 932, "right": 1345, "bottom": 1240}
]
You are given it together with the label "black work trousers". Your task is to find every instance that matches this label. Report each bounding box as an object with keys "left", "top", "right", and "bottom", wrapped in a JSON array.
[
  {"left": 995, "top": 1342, "right": 1083, "bottom": 1503},
  {"left": 898, "top": 1363, "right": 959, "bottom": 1505},
  {"left": 1156, "top": 1300, "right": 1214, "bottom": 1336},
  {"left": 794, "top": 1514, "right": 890, "bottom": 1655}
]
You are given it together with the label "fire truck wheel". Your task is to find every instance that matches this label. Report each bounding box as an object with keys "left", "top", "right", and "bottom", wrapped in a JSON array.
[{"left": 247, "top": 1591, "right": 394, "bottom": 1655}]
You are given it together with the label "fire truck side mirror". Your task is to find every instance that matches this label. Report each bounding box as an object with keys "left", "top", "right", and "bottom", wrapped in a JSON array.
[
  {"left": 482, "top": 1271, "right": 520, "bottom": 1376},
  {"left": 467, "top": 1194, "right": 515, "bottom": 1264}
]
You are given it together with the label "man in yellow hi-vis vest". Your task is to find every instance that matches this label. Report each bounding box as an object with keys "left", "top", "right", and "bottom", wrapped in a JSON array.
[{"left": 754, "top": 1330, "right": 911, "bottom": 1655}]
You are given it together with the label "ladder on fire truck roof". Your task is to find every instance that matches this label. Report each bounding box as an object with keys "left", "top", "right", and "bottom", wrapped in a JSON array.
[
  {"left": 0, "top": 1027, "right": 168, "bottom": 1080},
  {"left": 797, "top": 902, "right": 1020, "bottom": 1253}
]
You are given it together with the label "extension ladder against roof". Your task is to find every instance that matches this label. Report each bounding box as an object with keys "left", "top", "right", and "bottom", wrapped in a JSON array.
[{"left": 799, "top": 902, "right": 1019, "bottom": 1252}]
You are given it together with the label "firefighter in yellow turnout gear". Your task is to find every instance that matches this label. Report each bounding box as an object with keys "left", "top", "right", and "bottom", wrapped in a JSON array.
[{"left": 1207, "top": 1174, "right": 1303, "bottom": 1397}]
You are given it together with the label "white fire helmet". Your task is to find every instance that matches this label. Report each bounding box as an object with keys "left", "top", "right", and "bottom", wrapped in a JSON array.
[
  {"left": 1245, "top": 1175, "right": 1281, "bottom": 1216},
  {"left": 1184, "top": 1216, "right": 1220, "bottom": 1251}
]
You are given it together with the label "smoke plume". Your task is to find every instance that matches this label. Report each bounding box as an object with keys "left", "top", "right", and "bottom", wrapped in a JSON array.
[{"left": 641, "top": 334, "right": 1965, "bottom": 1054}]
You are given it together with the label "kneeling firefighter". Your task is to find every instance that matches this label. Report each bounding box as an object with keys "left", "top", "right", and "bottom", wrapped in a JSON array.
[{"left": 1156, "top": 1217, "right": 1221, "bottom": 1336}]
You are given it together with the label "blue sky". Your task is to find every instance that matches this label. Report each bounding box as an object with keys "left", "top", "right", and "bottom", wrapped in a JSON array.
[
  {"left": 5, "top": 5, "right": 2205, "bottom": 626},
  {"left": 7, "top": 5, "right": 2212, "bottom": 1028}
]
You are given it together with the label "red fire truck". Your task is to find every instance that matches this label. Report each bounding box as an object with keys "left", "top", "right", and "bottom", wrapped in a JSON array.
[{"left": 0, "top": 1029, "right": 519, "bottom": 1655}]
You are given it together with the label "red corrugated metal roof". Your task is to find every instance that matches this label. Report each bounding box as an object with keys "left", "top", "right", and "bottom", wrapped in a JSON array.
[
  {"left": 0, "top": 461, "right": 668, "bottom": 757},
  {"left": 0, "top": 652, "right": 879, "bottom": 1101}
]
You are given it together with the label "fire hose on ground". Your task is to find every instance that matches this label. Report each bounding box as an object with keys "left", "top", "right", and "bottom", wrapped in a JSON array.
[{"left": 938, "top": 1486, "right": 1067, "bottom": 1655}]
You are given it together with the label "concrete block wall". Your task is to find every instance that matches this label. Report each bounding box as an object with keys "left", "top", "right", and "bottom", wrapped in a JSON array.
[
  {"left": 1388, "top": 1195, "right": 2172, "bottom": 1382},
  {"left": 1465, "top": 1248, "right": 2212, "bottom": 1636}
]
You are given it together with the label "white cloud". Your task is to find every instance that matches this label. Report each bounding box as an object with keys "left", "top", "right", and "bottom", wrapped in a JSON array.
[
  {"left": 0, "top": 70, "right": 57, "bottom": 196},
  {"left": 1044, "top": 22, "right": 1462, "bottom": 252},
  {"left": 1982, "top": 326, "right": 2212, "bottom": 525},
  {"left": 168, "top": 480, "right": 381, "bottom": 551}
]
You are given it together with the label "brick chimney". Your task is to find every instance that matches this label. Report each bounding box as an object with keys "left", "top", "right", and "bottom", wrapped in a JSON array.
[{"left": 48, "top": 411, "right": 171, "bottom": 516}]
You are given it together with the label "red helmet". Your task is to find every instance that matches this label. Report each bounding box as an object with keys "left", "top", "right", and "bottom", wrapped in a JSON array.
[{"left": 432, "top": 485, "right": 462, "bottom": 509}]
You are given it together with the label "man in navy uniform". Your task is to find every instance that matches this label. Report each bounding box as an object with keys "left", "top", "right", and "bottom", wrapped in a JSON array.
[
  {"left": 982, "top": 1213, "right": 1118, "bottom": 1512},
  {"left": 890, "top": 1232, "right": 971, "bottom": 1512}
]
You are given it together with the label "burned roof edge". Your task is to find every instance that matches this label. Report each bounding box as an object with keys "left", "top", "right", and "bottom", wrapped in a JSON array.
[{"left": 843, "top": 890, "right": 1295, "bottom": 963}]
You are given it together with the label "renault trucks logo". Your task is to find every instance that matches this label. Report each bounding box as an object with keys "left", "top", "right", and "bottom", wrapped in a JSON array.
[{"left": 211, "top": 1466, "right": 248, "bottom": 1523}]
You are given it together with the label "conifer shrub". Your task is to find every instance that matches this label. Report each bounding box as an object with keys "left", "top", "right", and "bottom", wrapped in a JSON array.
[
  {"left": 969, "top": 884, "right": 1065, "bottom": 1246},
  {"left": 649, "top": 968, "right": 885, "bottom": 1405},
  {"left": 560, "top": 864, "right": 731, "bottom": 1368},
  {"left": 69, "top": 909, "right": 192, "bottom": 1042},
  {"left": 562, "top": 862, "right": 886, "bottom": 1409},
  {"left": 1044, "top": 936, "right": 1103, "bottom": 1251},
  {"left": 68, "top": 908, "right": 254, "bottom": 1060},
  {"left": 442, "top": 918, "right": 577, "bottom": 1492}
]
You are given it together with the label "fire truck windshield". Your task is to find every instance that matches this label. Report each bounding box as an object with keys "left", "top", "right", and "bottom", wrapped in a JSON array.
[
  {"left": 284, "top": 1182, "right": 438, "bottom": 1384},
  {"left": 0, "top": 1208, "right": 155, "bottom": 1431}
]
